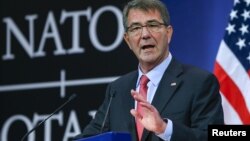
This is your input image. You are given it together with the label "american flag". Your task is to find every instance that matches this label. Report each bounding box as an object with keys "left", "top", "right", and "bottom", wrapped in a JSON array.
[{"left": 214, "top": 0, "right": 250, "bottom": 124}]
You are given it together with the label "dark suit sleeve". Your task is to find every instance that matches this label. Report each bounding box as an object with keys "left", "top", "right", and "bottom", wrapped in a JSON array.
[
  {"left": 80, "top": 84, "right": 113, "bottom": 137},
  {"left": 171, "top": 73, "right": 224, "bottom": 141}
]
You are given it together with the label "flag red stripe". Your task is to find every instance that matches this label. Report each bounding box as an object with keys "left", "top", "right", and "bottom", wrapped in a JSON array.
[{"left": 214, "top": 62, "right": 250, "bottom": 124}]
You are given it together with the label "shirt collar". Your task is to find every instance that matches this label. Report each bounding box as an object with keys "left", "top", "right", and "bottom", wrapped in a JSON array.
[{"left": 137, "top": 53, "right": 172, "bottom": 87}]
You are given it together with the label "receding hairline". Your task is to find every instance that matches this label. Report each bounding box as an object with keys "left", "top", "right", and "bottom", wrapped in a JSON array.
[{"left": 122, "top": 0, "right": 170, "bottom": 30}]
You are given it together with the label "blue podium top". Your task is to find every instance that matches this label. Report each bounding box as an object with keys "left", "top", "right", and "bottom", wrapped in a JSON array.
[{"left": 75, "top": 132, "right": 131, "bottom": 141}]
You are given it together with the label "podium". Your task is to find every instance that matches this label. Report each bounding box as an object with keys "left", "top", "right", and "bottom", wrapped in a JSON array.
[{"left": 75, "top": 132, "right": 131, "bottom": 141}]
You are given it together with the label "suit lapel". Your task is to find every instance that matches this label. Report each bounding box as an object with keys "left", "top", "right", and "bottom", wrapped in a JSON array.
[
  {"left": 151, "top": 59, "right": 183, "bottom": 113},
  {"left": 141, "top": 59, "right": 184, "bottom": 141}
]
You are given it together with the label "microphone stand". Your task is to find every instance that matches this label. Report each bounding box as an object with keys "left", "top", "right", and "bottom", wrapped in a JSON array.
[{"left": 21, "top": 94, "right": 77, "bottom": 141}]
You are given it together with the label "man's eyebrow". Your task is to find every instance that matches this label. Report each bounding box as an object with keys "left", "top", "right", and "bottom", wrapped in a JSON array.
[
  {"left": 128, "top": 22, "right": 141, "bottom": 27},
  {"left": 146, "top": 19, "right": 162, "bottom": 23},
  {"left": 128, "top": 19, "right": 162, "bottom": 27}
]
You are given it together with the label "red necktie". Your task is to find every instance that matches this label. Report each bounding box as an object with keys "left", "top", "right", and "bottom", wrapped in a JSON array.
[{"left": 136, "top": 75, "right": 149, "bottom": 141}]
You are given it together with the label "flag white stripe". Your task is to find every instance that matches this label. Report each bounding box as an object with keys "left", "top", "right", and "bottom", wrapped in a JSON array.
[
  {"left": 220, "top": 92, "right": 243, "bottom": 124},
  {"left": 216, "top": 40, "right": 250, "bottom": 112}
]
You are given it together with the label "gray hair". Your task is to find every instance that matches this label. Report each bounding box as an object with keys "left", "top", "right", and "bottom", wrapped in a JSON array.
[{"left": 123, "top": 0, "right": 170, "bottom": 31}]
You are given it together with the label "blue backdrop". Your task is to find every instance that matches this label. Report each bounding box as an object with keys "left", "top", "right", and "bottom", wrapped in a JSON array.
[
  {"left": 0, "top": 1, "right": 235, "bottom": 140},
  {"left": 163, "top": 0, "right": 233, "bottom": 72}
]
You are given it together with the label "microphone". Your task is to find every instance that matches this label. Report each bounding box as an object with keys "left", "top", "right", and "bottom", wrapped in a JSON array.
[
  {"left": 100, "top": 90, "right": 116, "bottom": 134},
  {"left": 71, "top": 91, "right": 115, "bottom": 140},
  {"left": 21, "top": 94, "right": 77, "bottom": 141}
]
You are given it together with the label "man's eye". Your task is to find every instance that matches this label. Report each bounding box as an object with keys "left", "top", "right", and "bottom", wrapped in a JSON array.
[
  {"left": 131, "top": 26, "right": 141, "bottom": 31},
  {"left": 148, "top": 24, "right": 159, "bottom": 27}
]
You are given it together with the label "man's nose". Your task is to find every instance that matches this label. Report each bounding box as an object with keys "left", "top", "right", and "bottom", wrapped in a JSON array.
[{"left": 141, "top": 26, "right": 151, "bottom": 39}]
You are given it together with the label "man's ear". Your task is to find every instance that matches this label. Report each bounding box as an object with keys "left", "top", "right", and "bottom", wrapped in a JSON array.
[
  {"left": 124, "top": 33, "right": 132, "bottom": 50},
  {"left": 166, "top": 25, "right": 173, "bottom": 44}
]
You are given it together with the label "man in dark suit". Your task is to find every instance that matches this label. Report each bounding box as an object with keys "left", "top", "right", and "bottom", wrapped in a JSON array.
[{"left": 76, "top": 0, "right": 224, "bottom": 141}]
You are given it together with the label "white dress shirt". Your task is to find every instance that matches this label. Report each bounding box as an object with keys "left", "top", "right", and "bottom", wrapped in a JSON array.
[{"left": 135, "top": 53, "right": 173, "bottom": 141}]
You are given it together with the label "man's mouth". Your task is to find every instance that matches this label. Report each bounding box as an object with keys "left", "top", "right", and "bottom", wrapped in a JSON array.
[{"left": 142, "top": 45, "right": 155, "bottom": 50}]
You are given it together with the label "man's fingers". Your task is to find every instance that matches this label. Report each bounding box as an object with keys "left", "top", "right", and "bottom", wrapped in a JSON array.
[
  {"left": 139, "top": 102, "right": 155, "bottom": 111},
  {"left": 130, "top": 109, "right": 136, "bottom": 117},
  {"left": 130, "top": 109, "right": 142, "bottom": 120},
  {"left": 131, "top": 89, "right": 147, "bottom": 103}
]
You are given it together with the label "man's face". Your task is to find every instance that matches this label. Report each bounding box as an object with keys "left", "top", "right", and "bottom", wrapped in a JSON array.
[{"left": 124, "top": 9, "right": 173, "bottom": 71}]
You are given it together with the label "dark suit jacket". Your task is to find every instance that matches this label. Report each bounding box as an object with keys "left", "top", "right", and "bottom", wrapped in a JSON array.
[{"left": 80, "top": 58, "right": 224, "bottom": 141}]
